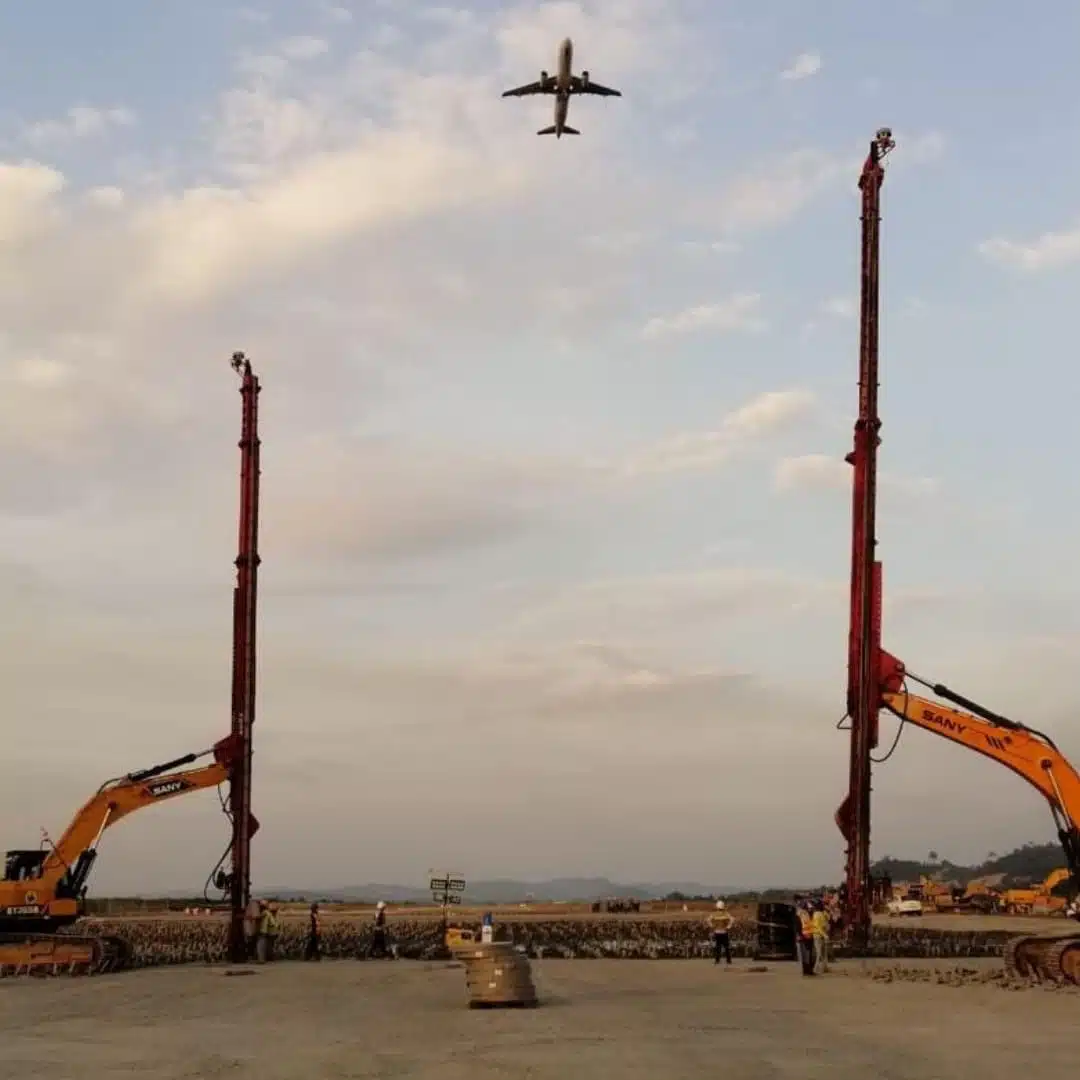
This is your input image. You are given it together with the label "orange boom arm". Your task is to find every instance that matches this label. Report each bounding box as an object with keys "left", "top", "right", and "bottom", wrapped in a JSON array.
[{"left": 880, "top": 679, "right": 1080, "bottom": 880}]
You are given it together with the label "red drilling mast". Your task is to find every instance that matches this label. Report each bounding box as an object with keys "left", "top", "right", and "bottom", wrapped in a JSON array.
[
  {"left": 227, "top": 351, "right": 262, "bottom": 964},
  {"left": 836, "top": 128, "right": 895, "bottom": 951}
]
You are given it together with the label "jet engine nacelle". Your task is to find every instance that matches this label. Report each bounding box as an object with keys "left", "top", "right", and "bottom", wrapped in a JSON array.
[
  {"left": 581, "top": 70, "right": 589, "bottom": 86},
  {"left": 540, "top": 70, "right": 549, "bottom": 83}
]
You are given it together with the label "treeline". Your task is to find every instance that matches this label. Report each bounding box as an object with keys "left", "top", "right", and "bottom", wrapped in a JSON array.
[{"left": 871, "top": 841, "right": 1064, "bottom": 886}]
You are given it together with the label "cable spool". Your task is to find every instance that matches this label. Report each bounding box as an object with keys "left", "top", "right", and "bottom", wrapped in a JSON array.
[
  {"left": 459, "top": 942, "right": 538, "bottom": 1008},
  {"left": 755, "top": 903, "right": 798, "bottom": 961}
]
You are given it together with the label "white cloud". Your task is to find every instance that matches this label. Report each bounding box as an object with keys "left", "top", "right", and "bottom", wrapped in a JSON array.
[
  {"left": 0, "top": 162, "right": 64, "bottom": 244},
  {"left": 709, "top": 148, "right": 849, "bottom": 232},
  {"left": 85, "top": 185, "right": 125, "bottom": 209},
  {"left": 678, "top": 238, "right": 740, "bottom": 255},
  {"left": 699, "top": 130, "right": 943, "bottom": 236},
  {"left": 779, "top": 52, "right": 822, "bottom": 81},
  {"left": 22, "top": 105, "right": 135, "bottom": 146},
  {"left": 773, "top": 453, "right": 940, "bottom": 496},
  {"left": 320, "top": 4, "right": 353, "bottom": 23},
  {"left": 609, "top": 389, "right": 816, "bottom": 477},
  {"left": 277, "top": 35, "right": 330, "bottom": 61},
  {"left": 510, "top": 566, "right": 843, "bottom": 641},
  {"left": 641, "top": 291, "right": 765, "bottom": 338},
  {"left": 978, "top": 223, "right": 1080, "bottom": 272},
  {"left": 822, "top": 294, "right": 856, "bottom": 319},
  {"left": 902, "top": 130, "right": 946, "bottom": 164},
  {"left": 583, "top": 229, "right": 650, "bottom": 254}
]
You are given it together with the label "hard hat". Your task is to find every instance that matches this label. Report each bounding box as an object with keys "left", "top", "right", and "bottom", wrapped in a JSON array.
[
  {"left": 715, "top": 900, "right": 725, "bottom": 910},
  {"left": 376, "top": 900, "right": 386, "bottom": 909}
]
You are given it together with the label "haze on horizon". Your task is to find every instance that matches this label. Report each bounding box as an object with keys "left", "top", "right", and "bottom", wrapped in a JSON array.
[{"left": 2, "top": 0, "right": 1079, "bottom": 895}]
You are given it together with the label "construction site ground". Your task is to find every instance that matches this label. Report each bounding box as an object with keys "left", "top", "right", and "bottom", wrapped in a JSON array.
[{"left": 4, "top": 957, "right": 1075, "bottom": 1080}]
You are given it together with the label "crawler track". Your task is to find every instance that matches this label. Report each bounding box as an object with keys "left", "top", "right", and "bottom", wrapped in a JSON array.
[
  {"left": 1003, "top": 930, "right": 1080, "bottom": 985},
  {"left": 0, "top": 933, "right": 131, "bottom": 977}
]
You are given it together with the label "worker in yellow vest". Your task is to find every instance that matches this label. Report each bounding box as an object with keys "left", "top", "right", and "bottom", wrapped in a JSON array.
[{"left": 810, "top": 901, "right": 830, "bottom": 973}]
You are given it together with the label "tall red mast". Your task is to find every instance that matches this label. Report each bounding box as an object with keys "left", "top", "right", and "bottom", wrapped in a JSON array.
[
  {"left": 227, "top": 351, "right": 261, "bottom": 964},
  {"left": 836, "top": 129, "right": 894, "bottom": 950}
]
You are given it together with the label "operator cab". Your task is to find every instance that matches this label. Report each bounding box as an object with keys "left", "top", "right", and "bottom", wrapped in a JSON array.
[{"left": 4, "top": 849, "right": 46, "bottom": 882}]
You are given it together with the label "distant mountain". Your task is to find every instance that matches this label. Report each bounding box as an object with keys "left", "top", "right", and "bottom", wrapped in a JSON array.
[
  {"left": 248, "top": 878, "right": 744, "bottom": 904},
  {"left": 872, "top": 841, "right": 1065, "bottom": 887}
]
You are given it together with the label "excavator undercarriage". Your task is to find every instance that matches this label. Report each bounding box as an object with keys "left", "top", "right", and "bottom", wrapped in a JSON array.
[
  {"left": 0, "top": 930, "right": 131, "bottom": 977},
  {"left": 1003, "top": 929, "right": 1080, "bottom": 984}
]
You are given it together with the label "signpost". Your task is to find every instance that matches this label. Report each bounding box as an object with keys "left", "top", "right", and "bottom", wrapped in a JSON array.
[{"left": 429, "top": 870, "right": 467, "bottom": 944}]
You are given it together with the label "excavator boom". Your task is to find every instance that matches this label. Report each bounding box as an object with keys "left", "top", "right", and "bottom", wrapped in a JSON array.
[
  {"left": 0, "top": 734, "right": 240, "bottom": 976},
  {"left": 880, "top": 681, "right": 1080, "bottom": 983}
]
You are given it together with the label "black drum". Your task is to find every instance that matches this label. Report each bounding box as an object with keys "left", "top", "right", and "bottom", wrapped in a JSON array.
[{"left": 755, "top": 902, "right": 798, "bottom": 961}]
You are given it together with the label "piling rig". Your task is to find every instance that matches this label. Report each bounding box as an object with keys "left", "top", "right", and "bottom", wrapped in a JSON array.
[
  {"left": 834, "top": 130, "right": 1080, "bottom": 984},
  {"left": 0, "top": 356, "right": 262, "bottom": 977}
]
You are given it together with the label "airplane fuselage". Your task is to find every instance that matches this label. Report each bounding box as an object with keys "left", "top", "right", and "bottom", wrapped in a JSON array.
[
  {"left": 556, "top": 37, "right": 573, "bottom": 93},
  {"left": 553, "top": 38, "right": 573, "bottom": 136}
]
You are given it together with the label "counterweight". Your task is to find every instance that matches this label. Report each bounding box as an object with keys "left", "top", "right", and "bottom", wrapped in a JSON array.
[{"left": 227, "top": 352, "right": 262, "bottom": 964}]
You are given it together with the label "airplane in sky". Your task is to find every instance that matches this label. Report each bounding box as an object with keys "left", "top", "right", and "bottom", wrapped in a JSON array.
[{"left": 501, "top": 37, "right": 621, "bottom": 138}]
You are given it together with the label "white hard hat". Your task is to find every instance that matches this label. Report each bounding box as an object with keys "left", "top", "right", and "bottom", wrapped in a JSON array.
[
  {"left": 715, "top": 900, "right": 725, "bottom": 910},
  {"left": 376, "top": 900, "right": 386, "bottom": 909}
]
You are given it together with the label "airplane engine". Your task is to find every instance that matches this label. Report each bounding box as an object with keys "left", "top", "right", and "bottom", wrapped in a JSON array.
[
  {"left": 540, "top": 70, "right": 548, "bottom": 83},
  {"left": 581, "top": 71, "right": 589, "bottom": 86}
]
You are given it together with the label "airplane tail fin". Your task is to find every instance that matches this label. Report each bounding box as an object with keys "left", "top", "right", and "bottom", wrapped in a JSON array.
[
  {"left": 562, "top": 126, "right": 580, "bottom": 135},
  {"left": 537, "top": 125, "right": 580, "bottom": 135}
]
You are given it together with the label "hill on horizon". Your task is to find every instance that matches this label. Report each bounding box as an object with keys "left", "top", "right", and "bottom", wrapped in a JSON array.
[
  {"left": 872, "top": 841, "right": 1065, "bottom": 886},
  {"left": 133, "top": 842, "right": 1068, "bottom": 904},
  {"left": 250, "top": 877, "right": 743, "bottom": 904}
]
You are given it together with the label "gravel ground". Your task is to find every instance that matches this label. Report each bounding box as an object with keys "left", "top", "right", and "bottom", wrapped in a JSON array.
[{"left": 2, "top": 957, "right": 1077, "bottom": 1080}]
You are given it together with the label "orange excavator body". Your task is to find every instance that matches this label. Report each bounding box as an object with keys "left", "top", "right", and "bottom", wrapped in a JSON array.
[
  {"left": 877, "top": 660, "right": 1080, "bottom": 983},
  {"left": 0, "top": 734, "right": 244, "bottom": 976}
]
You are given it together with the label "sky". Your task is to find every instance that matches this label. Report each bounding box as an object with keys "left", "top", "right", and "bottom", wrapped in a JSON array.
[{"left": 3, "top": 0, "right": 1080, "bottom": 895}]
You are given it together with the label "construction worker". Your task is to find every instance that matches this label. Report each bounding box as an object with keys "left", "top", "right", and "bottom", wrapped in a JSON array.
[
  {"left": 305, "top": 902, "right": 322, "bottom": 961},
  {"left": 258, "top": 901, "right": 281, "bottom": 963},
  {"left": 243, "top": 896, "right": 261, "bottom": 961},
  {"left": 706, "top": 899, "right": 734, "bottom": 965},
  {"left": 255, "top": 900, "right": 271, "bottom": 963},
  {"left": 811, "top": 900, "right": 830, "bottom": 973},
  {"left": 796, "top": 901, "right": 815, "bottom": 975},
  {"left": 368, "top": 900, "right": 391, "bottom": 959}
]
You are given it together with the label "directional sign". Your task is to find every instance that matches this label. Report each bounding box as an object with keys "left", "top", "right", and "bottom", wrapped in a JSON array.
[
  {"left": 447, "top": 879, "right": 466, "bottom": 892},
  {"left": 430, "top": 878, "right": 449, "bottom": 891},
  {"left": 447, "top": 895, "right": 462, "bottom": 904}
]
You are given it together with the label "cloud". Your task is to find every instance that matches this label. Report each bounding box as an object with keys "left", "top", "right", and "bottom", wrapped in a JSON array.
[
  {"left": 773, "top": 453, "right": 941, "bottom": 496},
  {"left": 22, "top": 106, "right": 136, "bottom": 146},
  {"left": 264, "top": 437, "right": 570, "bottom": 562},
  {"left": 262, "top": 389, "right": 819, "bottom": 561},
  {"left": 779, "top": 52, "right": 822, "bottom": 81},
  {"left": 321, "top": 4, "right": 353, "bottom": 23},
  {"left": 641, "top": 291, "right": 765, "bottom": 338},
  {"left": 699, "top": 130, "right": 944, "bottom": 235},
  {"left": 978, "top": 223, "right": 1080, "bottom": 272},
  {"left": 708, "top": 148, "right": 850, "bottom": 232},
  {"left": 678, "top": 239, "right": 741, "bottom": 255},
  {"left": 822, "top": 295, "right": 856, "bottom": 319},
  {"left": 277, "top": 36, "right": 330, "bottom": 61},
  {"left": 607, "top": 389, "right": 816, "bottom": 477}
]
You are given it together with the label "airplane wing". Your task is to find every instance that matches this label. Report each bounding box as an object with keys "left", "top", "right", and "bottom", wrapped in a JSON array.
[
  {"left": 570, "top": 77, "right": 621, "bottom": 96},
  {"left": 501, "top": 79, "right": 556, "bottom": 97}
]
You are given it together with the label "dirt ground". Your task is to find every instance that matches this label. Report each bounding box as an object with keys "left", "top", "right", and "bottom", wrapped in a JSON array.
[{"left": 3, "top": 957, "right": 1076, "bottom": 1080}]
